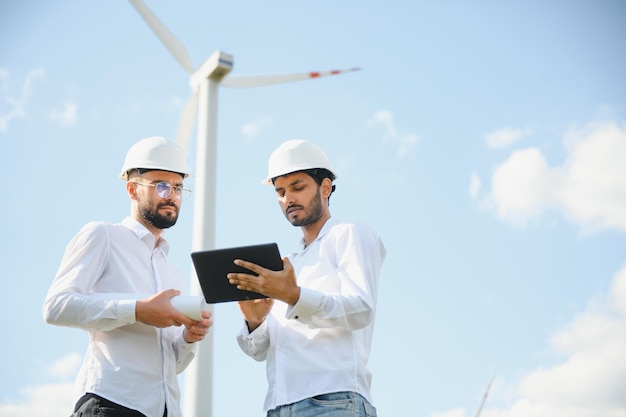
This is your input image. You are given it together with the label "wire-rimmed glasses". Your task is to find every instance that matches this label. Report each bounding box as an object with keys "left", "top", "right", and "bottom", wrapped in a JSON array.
[{"left": 132, "top": 181, "right": 191, "bottom": 201}]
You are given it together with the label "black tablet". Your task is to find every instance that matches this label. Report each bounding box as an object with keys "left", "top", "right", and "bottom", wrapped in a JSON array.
[{"left": 191, "top": 243, "right": 283, "bottom": 304}]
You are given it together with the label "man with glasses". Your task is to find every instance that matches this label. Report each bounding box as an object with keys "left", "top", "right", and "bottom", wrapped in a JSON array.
[{"left": 43, "top": 136, "right": 212, "bottom": 417}]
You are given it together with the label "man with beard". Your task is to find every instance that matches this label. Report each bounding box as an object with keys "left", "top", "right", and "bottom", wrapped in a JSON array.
[
  {"left": 43, "top": 136, "right": 212, "bottom": 417},
  {"left": 228, "top": 139, "right": 386, "bottom": 417}
]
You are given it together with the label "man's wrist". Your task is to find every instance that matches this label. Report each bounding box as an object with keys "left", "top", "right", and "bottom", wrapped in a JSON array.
[
  {"left": 287, "top": 286, "right": 301, "bottom": 306},
  {"left": 246, "top": 318, "right": 263, "bottom": 333}
]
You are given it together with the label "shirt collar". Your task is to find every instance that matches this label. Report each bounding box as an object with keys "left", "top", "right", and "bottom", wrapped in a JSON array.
[
  {"left": 121, "top": 216, "right": 170, "bottom": 254},
  {"left": 296, "top": 216, "right": 339, "bottom": 252}
]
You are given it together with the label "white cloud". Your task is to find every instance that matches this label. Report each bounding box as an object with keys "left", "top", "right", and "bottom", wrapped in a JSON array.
[
  {"left": 0, "top": 353, "right": 79, "bottom": 417},
  {"left": 367, "top": 110, "right": 419, "bottom": 158},
  {"left": 479, "top": 122, "right": 626, "bottom": 232},
  {"left": 0, "top": 68, "right": 45, "bottom": 133},
  {"left": 557, "top": 122, "right": 626, "bottom": 232},
  {"left": 398, "top": 133, "right": 419, "bottom": 158},
  {"left": 438, "top": 265, "right": 626, "bottom": 417},
  {"left": 0, "top": 383, "right": 74, "bottom": 417},
  {"left": 48, "top": 101, "right": 77, "bottom": 127},
  {"left": 48, "top": 352, "right": 82, "bottom": 380},
  {"left": 611, "top": 267, "right": 626, "bottom": 315},
  {"left": 241, "top": 116, "right": 271, "bottom": 139},
  {"left": 490, "top": 147, "right": 557, "bottom": 228},
  {"left": 469, "top": 171, "right": 482, "bottom": 200},
  {"left": 368, "top": 110, "right": 396, "bottom": 143},
  {"left": 485, "top": 127, "right": 531, "bottom": 149}
]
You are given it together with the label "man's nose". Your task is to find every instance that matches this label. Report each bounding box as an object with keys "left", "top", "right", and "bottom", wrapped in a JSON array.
[{"left": 282, "top": 191, "right": 295, "bottom": 205}]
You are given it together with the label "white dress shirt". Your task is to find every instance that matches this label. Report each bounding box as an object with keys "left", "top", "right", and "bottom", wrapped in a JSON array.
[
  {"left": 42, "top": 217, "right": 196, "bottom": 417},
  {"left": 237, "top": 217, "right": 386, "bottom": 412}
]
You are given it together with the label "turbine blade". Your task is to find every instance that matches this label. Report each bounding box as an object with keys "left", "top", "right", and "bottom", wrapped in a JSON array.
[
  {"left": 474, "top": 375, "right": 495, "bottom": 417},
  {"left": 176, "top": 93, "right": 199, "bottom": 152},
  {"left": 129, "top": 0, "right": 195, "bottom": 74},
  {"left": 221, "top": 67, "right": 360, "bottom": 89}
]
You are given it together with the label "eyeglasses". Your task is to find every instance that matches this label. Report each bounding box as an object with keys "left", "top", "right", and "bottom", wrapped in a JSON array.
[{"left": 132, "top": 181, "right": 191, "bottom": 201}]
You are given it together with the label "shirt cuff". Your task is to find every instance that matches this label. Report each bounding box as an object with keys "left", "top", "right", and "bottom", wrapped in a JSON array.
[
  {"left": 175, "top": 333, "right": 198, "bottom": 373},
  {"left": 118, "top": 299, "right": 137, "bottom": 325},
  {"left": 285, "top": 287, "right": 323, "bottom": 322}
]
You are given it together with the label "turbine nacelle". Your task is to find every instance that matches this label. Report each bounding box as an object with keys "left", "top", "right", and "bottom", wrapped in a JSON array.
[{"left": 190, "top": 50, "right": 233, "bottom": 88}]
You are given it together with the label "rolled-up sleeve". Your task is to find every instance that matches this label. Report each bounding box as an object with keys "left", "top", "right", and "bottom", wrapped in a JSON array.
[{"left": 236, "top": 319, "right": 270, "bottom": 361}]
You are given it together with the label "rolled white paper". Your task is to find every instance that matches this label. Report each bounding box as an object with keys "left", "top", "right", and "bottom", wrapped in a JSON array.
[{"left": 170, "top": 295, "right": 206, "bottom": 321}]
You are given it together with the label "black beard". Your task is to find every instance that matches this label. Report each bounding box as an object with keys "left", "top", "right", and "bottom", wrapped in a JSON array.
[
  {"left": 287, "top": 187, "right": 323, "bottom": 227},
  {"left": 140, "top": 203, "right": 178, "bottom": 229}
]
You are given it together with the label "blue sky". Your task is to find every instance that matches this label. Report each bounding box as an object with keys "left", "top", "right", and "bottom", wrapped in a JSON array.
[{"left": 1, "top": 1, "right": 625, "bottom": 416}]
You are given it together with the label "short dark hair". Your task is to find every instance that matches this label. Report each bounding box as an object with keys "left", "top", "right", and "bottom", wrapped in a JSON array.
[
  {"left": 302, "top": 168, "right": 336, "bottom": 184},
  {"left": 303, "top": 168, "right": 337, "bottom": 203},
  {"left": 271, "top": 168, "right": 336, "bottom": 185},
  {"left": 127, "top": 168, "right": 184, "bottom": 179}
]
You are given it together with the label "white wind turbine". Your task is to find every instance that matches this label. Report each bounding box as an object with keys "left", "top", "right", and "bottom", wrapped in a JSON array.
[{"left": 128, "top": 1, "right": 360, "bottom": 416}]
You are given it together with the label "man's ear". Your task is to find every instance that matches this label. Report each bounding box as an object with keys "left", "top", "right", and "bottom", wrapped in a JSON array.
[
  {"left": 321, "top": 178, "right": 333, "bottom": 199},
  {"left": 126, "top": 181, "right": 138, "bottom": 200}
]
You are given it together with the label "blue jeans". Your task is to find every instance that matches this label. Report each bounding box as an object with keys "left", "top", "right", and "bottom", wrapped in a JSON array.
[{"left": 267, "top": 392, "right": 377, "bottom": 417}]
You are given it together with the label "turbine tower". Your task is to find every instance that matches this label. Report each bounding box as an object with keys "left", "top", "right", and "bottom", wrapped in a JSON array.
[{"left": 129, "top": 1, "right": 359, "bottom": 416}]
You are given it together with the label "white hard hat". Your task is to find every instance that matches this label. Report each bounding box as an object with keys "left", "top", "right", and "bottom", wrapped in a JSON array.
[
  {"left": 119, "top": 136, "right": 190, "bottom": 180},
  {"left": 262, "top": 139, "right": 337, "bottom": 185}
]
